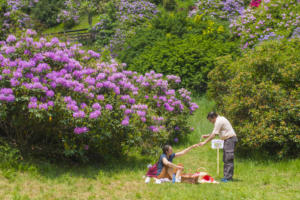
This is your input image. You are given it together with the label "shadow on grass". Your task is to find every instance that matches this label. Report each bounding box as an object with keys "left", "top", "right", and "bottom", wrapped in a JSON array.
[{"left": 2, "top": 153, "right": 153, "bottom": 181}]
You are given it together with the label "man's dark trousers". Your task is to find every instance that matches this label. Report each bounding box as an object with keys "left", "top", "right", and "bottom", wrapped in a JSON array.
[{"left": 223, "top": 136, "right": 238, "bottom": 180}]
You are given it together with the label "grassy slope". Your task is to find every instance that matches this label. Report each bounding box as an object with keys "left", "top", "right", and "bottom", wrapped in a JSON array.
[
  {"left": 43, "top": 15, "right": 101, "bottom": 34},
  {"left": 0, "top": 97, "right": 299, "bottom": 200}
]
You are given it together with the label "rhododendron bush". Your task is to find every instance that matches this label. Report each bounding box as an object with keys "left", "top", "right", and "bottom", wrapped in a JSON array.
[{"left": 0, "top": 30, "right": 198, "bottom": 160}]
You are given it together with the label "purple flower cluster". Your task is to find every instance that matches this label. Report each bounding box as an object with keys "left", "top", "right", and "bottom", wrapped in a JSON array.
[
  {"left": 117, "top": 0, "right": 158, "bottom": 24},
  {"left": 149, "top": 125, "right": 164, "bottom": 133},
  {"left": 166, "top": 75, "right": 181, "bottom": 84},
  {"left": 0, "top": 88, "right": 14, "bottom": 102},
  {"left": 74, "top": 127, "right": 89, "bottom": 134}
]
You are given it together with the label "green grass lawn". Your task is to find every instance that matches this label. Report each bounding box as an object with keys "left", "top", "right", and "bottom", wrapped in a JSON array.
[{"left": 0, "top": 97, "right": 299, "bottom": 200}]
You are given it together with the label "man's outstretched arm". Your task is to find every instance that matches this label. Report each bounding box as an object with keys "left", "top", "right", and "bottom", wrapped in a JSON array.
[{"left": 198, "top": 133, "right": 216, "bottom": 146}]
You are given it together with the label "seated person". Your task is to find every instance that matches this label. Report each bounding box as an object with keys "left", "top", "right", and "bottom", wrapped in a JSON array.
[{"left": 157, "top": 144, "right": 198, "bottom": 181}]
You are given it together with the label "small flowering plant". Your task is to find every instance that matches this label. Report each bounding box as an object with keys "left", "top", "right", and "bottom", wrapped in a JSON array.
[
  {"left": 57, "top": 0, "right": 80, "bottom": 28},
  {"left": 230, "top": 0, "right": 300, "bottom": 48},
  {"left": 0, "top": 30, "right": 198, "bottom": 159}
]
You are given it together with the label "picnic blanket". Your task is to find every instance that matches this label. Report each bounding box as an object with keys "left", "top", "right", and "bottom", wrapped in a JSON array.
[{"left": 145, "top": 164, "right": 219, "bottom": 184}]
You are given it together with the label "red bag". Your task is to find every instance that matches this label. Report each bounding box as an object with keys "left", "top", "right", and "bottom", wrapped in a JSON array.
[{"left": 146, "top": 163, "right": 158, "bottom": 178}]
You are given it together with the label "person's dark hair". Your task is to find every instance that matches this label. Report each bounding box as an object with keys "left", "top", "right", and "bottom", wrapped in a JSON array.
[
  {"left": 162, "top": 145, "right": 171, "bottom": 154},
  {"left": 207, "top": 112, "right": 218, "bottom": 119}
]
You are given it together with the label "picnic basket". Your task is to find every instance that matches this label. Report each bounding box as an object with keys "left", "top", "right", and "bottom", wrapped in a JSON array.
[{"left": 181, "top": 167, "right": 207, "bottom": 184}]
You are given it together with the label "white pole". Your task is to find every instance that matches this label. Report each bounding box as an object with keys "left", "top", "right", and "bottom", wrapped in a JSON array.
[{"left": 217, "top": 147, "right": 219, "bottom": 176}]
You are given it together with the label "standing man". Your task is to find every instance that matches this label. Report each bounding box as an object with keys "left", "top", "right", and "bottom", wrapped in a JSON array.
[{"left": 198, "top": 112, "right": 238, "bottom": 182}]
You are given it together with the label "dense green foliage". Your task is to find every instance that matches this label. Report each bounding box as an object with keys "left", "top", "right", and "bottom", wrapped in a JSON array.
[
  {"left": 208, "top": 39, "right": 300, "bottom": 158},
  {"left": 126, "top": 33, "right": 238, "bottom": 92},
  {"left": 118, "top": 11, "right": 240, "bottom": 92},
  {"left": 30, "top": 0, "right": 65, "bottom": 28}
]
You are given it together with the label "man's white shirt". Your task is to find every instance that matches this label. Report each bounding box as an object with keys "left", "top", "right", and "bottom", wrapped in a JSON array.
[{"left": 212, "top": 116, "right": 236, "bottom": 140}]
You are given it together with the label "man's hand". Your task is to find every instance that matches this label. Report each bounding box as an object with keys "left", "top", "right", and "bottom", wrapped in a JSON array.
[
  {"left": 198, "top": 142, "right": 205, "bottom": 147},
  {"left": 201, "top": 134, "right": 210, "bottom": 139}
]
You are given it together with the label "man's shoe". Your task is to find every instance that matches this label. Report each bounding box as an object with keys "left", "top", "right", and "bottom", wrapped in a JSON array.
[
  {"left": 221, "top": 178, "right": 228, "bottom": 183},
  {"left": 221, "top": 178, "right": 232, "bottom": 183}
]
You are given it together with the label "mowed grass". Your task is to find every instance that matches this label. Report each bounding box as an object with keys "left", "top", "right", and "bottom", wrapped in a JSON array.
[{"left": 0, "top": 96, "right": 299, "bottom": 200}]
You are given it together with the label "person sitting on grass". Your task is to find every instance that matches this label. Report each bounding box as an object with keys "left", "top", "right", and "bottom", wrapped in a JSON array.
[{"left": 156, "top": 144, "right": 198, "bottom": 182}]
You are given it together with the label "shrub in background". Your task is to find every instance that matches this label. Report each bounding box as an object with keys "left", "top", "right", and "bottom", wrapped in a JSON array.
[
  {"left": 118, "top": 12, "right": 240, "bottom": 92},
  {"left": 188, "top": 0, "right": 246, "bottom": 20},
  {"left": 0, "top": 30, "right": 198, "bottom": 161},
  {"left": 0, "top": 0, "right": 32, "bottom": 41},
  {"left": 30, "top": 0, "right": 65, "bottom": 28},
  {"left": 163, "top": 0, "right": 177, "bottom": 11},
  {"left": 149, "top": 0, "right": 163, "bottom": 5},
  {"left": 230, "top": 0, "right": 300, "bottom": 48},
  {"left": 92, "top": 0, "right": 158, "bottom": 54},
  {"left": 117, "top": 10, "right": 192, "bottom": 66},
  {"left": 208, "top": 39, "right": 300, "bottom": 158},
  {"left": 57, "top": 0, "right": 81, "bottom": 29}
]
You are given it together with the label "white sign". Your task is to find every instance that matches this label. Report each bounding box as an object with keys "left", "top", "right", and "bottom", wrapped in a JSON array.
[{"left": 211, "top": 139, "right": 224, "bottom": 149}]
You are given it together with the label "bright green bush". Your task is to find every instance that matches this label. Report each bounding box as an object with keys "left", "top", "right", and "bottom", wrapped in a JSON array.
[
  {"left": 208, "top": 39, "right": 300, "bottom": 158},
  {"left": 116, "top": 27, "right": 165, "bottom": 66},
  {"left": 150, "top": 10, "right": 191, "bottom": 37},
  {"left": 120, "top": 15, "right": 239, "bottom": 92}
]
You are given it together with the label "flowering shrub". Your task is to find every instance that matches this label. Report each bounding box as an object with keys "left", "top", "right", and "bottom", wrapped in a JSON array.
[
  {"left": 1, "top": 0, "right": 66, "bottom": 33},
  {"left": 57, "top": 0, "right": 80, "bottom": 28},
  {"left": 0, "top": 30, "right": 198, "bottom": 160},
  {"left": 0, "top": 0, "right": 35, "bottom": 40},
  {"left": 93, "top": 0, "right": 158, "bottom": 54},
  {"left": 189, "top": 0, "right": 246, "bottom": 20},
  {"left": 231, "top": 0, "right": 300, "bottom": 48},
  {"left": 208, "top": 39, "right": 300, "bottom": 158}
]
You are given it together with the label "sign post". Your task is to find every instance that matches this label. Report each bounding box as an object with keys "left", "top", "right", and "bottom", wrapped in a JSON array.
[{"left": 211, "top": 139, "right": 224, "bottom": 176}]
